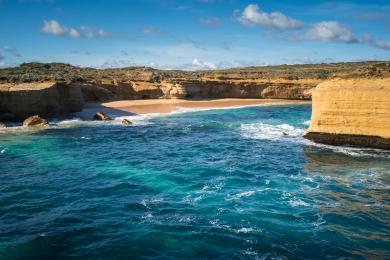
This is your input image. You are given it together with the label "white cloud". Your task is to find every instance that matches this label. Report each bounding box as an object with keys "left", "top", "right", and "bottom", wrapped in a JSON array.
[
  {"left": 304, "top": 21, "right": 357, "bottom": 43},
  {"left": 141, "top": 26, "right": 165, "bottom": 35},
  {"left": 41, "top": 20, "right": 107, "bottom": 39},
  {"left": 80, "top": 26, "right": 107, "bottom": 38},
  {"left": 361, "top": 35, "right": 390, "bottom": 50},
  {"left": 192, "top": 58, "right": 217, "bottom": 70},
  {"left": 100, "top": 59, "right": 139, "bottom": 68},
  {"left": 120, "top": 50, "right": 129, "bottom": 56},
  {"left": 235, "top": 3, "right": 390, "bottom": 51},
  {"left": 3, "top": 46, "right": 22, "bottom": 57},
  {"left": 68, "top": 28, "right": 80, "bottom": 38},
  {"left": 283, "top": 57, "right": 335, "bottom": 65},
  {"left": 237, "top": 4, "right": 302, "bottom": 30},
  {"left": 41, "top": 20, "right": 67, "bottom": 35},
  {"left": 290, "top": 22, "right": 390, "bottom": 50},
  {"left": 370, "top": 40, "right": 390, "bottom": 50},
  {"left": 199, "top": 17, "right": 221, "bottom": 25}
]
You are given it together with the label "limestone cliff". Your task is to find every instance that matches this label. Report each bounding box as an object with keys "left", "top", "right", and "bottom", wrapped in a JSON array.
[
  {"left": 0, "top": 61, "right": 388, "bottom": 121},
  {"left": 0, "top": 82, "right": 84, "bottom": 120},
  {"left": 159, "top": 79, "right": 317, "bottom": 99},
  {"left": 303, "top": 78, "right": 390, "bottom": 149}
]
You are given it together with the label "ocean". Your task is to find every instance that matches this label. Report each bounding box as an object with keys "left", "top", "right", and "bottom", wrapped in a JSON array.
[{"left": 0, "top": 104, "right": 389, "bottom": 259}]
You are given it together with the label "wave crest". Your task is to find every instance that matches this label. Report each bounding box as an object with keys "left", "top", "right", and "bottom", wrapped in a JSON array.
[{"left": 240, "top": 123, "right": 304, "bottom": 141}]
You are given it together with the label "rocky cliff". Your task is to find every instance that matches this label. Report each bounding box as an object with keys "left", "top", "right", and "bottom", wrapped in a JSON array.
[
  {"left": 0, "top": 81, "right": 84, "bottom": 120},
  {"left": 303, "top": 78, "right": 390, "bottom": 149},
  {"left": 0, "top": 61, "right": 389, "bottom": 120}
]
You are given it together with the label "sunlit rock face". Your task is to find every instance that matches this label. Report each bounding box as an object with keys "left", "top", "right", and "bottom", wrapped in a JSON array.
[
  {"left": 1, "top": 61, "right": 389, "bottom": 121},
  {"left": 304, "top": 78, "right": 390, "bottom": 149}
]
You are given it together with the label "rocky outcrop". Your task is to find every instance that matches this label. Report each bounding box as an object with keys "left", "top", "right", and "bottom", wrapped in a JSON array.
[
  {"left": 93, "top": 112, "right": 112, "bottom": 121},
  {"left": 0, "top": 61, "right": 388, "bottom": 121},
  {"left": 303, "top": 78, "right": 390, "bottom": 149},
  {"left": 158, "top": 79, "right": 318, "bottom": 99},
  {"left": 0, "top": 82, "right": 84, "bottom": 121},
  {"left": 122, "top": 119, "right": 132, "bottom": 125},
  {"left": 23, "top": 115, "right": 48, "bottom": 128},
  {"left": 0, "top": 122, "right": 6, "bottom": 128}
]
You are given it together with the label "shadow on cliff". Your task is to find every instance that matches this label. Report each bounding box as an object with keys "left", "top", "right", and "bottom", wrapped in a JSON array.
[{"left": 75, "top": 102, "right": 138, "bottom": 120}]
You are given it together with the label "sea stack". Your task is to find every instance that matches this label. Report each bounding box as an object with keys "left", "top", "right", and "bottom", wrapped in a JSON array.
[
  {"left": 122, "top": 119, "right": 133, "bottom": 125},
  {"left": 303, "top": 78, "right": 390, "bottom": 150},
  {"left": 23, "top": 115, "right": 48, "bottom": 128},
  {"left": 93, "top": 112, "right": 112, "bottom": 121}
]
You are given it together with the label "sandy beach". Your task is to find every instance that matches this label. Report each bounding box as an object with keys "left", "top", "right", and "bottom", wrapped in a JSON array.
[{"left": 84, "top": 99, "right": 310, "bottom": 116}]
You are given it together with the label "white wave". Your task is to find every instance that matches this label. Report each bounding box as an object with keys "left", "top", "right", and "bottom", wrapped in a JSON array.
[
  {"left": 147, "top": 101, "right": 308, "bottom": 117},
  {"left": 0, "top": 103, "right": 305, "bottom": 133},
  {"left": 303, "top": 120, "right": 311, "bottom": 126},
  {"left": 289, "top": 198, "right": 310, "bottom": 207},
  {"left": 240, "top": 123, "right": 304, "bottom": 141},
  {"left": 47, "top": 113, "right": 161, "bottom": 128},
  {"left": 305, "top": 140, "right": 390, "bottom": 159},
  {"left": 169, "top": 102, "right": 295, "bottom": 115},
  {"left": 313, "top": 213, "right": 326, "bottom": 229},
  {"left": 236, "top": 227, "right": 254, "bottom": 234},
  {"left": 1, "top": 148, "right": 6, "bottom": 154},
  {"left": 0, "top": 125, "right": 45, "bottom": 134},
  {"left": 225, "top": 188, "right": 272, "bottom": 201}
]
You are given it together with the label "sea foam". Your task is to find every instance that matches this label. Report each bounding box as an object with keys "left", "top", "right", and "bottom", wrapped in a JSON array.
[{"left": 240, "top": 123, "right": 304, "bottom": 141}]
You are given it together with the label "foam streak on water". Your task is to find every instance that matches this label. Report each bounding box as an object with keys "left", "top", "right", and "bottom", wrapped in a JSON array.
[{"left": 0, "top": 104, "right": 389, "bottom": 259}]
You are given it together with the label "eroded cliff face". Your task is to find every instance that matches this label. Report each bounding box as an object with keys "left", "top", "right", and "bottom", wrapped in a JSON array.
[
  {"left": 0, "top": 82, "right": 84, "bottom": 120},
  {"left": 0, "top": 61, "right": 388, "bottom": 121},
  {"left": 157, "top": 79, "right": 317, "bottom": 99},
  {"left": 303, "top": 78, "right": 390, "bottom": 149}
]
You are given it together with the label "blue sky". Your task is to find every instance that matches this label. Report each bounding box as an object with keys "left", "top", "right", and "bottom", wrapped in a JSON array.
[{"left": 0, "top": 0, "right": 389, "bottom": 69}]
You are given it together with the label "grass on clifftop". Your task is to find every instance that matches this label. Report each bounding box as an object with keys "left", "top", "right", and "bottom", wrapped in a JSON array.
[{"left": 0, "top": 61, "right": 389, "bottom": 84}]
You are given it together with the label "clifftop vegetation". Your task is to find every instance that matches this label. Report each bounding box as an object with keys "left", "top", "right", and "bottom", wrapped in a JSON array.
[{"left": 1, "top": 61, "right": 389, "bottom": 84}]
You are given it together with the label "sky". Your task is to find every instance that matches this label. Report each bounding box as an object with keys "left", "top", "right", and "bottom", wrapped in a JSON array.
[{"left": 0, "top": 0, "right": 389, "bottom": 70}]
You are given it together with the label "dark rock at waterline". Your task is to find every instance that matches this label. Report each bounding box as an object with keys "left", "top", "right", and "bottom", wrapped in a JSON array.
[
  {"left": 93, "top": 112, "right": 112, "bottom": 121},
  {"left": 0, "top": 82, "right": 84, "bottom": 121},
  {"left": 122, "top": 119, "right": 133, "bottom": 126},
  {"left": 283, "top": 132, "right": 288, "bottom": 136},
  {"left": 23, "top": 115, "right": 48, "bottom": 128}
]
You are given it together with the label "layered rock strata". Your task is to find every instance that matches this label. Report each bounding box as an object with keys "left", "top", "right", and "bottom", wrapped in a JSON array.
[
  {"left": 0, "top": 82, "right": 84, "bottom": 120},
  {"left": 303, "top": 78, "right": 390, "bottom": 149},
  {"left": 0, "top": 61, "right": 388, "bottom": 121}
]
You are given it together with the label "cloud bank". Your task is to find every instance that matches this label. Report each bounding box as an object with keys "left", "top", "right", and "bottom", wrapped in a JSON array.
[
  {"left": 237, "top": 4, "right": 390, "bottom": 50},
  {"left": 41, "top": 20, "right": 107, "bottom": 39},
  {"left": 237, "top": 4, "right": 302, "bottom": 30}
]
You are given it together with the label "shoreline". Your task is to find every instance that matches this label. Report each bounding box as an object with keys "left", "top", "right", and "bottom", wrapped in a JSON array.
[
  {"left": 83, "top": 98, "right": 311, "bottom": 117},
  {"left": 0, "top": 99, "right": 310, "bottom": 129}
]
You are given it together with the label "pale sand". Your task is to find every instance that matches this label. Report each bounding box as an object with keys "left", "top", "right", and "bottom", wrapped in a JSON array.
[{"left": 82, "top": 99, "right": 310, "bottom": 117}]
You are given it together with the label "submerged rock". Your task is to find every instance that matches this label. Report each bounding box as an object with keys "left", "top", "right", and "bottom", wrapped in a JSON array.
[
  {"left": 93, "top": 112, "right": 112, "bottom": 121},
  {"left": 122, "top": 119, "right": 133, "bottom": 126},
  {"left": 23, "top": 115, "right": 48, "bottom": 128}
]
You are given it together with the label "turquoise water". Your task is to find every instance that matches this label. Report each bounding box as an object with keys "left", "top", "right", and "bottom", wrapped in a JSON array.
[{"left": 0, "top": 104, "right": 389, "bottom": 259}]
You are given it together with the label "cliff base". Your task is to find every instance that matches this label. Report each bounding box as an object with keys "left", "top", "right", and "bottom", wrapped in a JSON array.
[{"left": 303, "top": 132, "right": 390, "bottom": 150}]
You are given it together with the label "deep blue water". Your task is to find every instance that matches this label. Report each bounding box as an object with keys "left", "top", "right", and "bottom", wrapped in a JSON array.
[{"left": 0, "top": 104, "right": 389, "bottom": 259}]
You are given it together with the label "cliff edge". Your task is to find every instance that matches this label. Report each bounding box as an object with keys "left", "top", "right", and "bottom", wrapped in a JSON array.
[
  {"left": 303, "top": 78, "right": 390, "bottom": 149},
  {"left": 0, "top": 81, "right": 84, "bottom": 120},
  {"left": 0, "top": 61, "right": 389, "bottom": 121}
]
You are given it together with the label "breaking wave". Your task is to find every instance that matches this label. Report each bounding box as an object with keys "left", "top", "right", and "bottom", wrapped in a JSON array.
[{"left": 240, "top": 123, "right": 305, "bottom": 141}]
